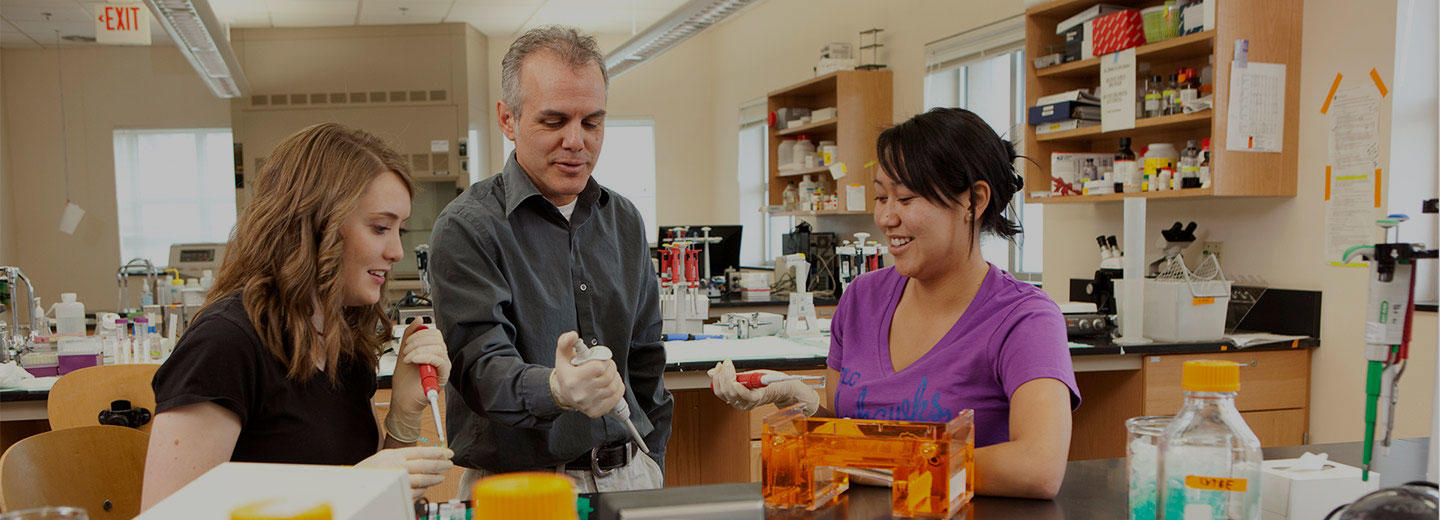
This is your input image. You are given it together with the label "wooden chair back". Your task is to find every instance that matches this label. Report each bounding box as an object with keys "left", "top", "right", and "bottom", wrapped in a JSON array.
[
  {"left": 0, "top": 425, "right": 149, "bottom": 519},
  {"left": 47, "top": 365, "right": 159, "bottom": 433}
]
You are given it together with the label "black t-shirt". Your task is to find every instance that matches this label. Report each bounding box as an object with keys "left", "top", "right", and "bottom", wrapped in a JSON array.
[{"left": 152, "top": 291, "right": 380, "bottom": 465}]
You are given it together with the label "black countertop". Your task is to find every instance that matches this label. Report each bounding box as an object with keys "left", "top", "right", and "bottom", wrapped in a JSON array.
[{"left": 594, "top": 438, "right": 1429, "bottom": 519}]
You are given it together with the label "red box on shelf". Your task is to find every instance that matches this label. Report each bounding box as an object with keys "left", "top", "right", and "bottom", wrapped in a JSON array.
[{"left": 1091, "top": 10, "right": 1145, "bottom": 56}]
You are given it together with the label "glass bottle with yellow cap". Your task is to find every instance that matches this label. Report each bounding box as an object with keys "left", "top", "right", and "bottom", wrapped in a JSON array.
[{"left": 1157, "top": 360, "right": 1262, "bottom": 519}]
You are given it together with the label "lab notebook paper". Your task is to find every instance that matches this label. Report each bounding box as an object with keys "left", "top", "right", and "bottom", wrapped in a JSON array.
[
  {"left": 761, "top": 405, "right": 975, "bottom": 518},
  {"left": 138, "top": 462, "right": 414, "bottom": 520}
]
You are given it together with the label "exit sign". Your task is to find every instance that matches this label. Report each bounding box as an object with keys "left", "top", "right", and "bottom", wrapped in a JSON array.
[{"left": 94, "top": 2, "right": 152, "bottom": 45}]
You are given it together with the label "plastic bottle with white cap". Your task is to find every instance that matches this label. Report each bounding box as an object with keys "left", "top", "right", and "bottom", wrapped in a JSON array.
[{"left": 53, "top": 293, "right": 86, "bottom": 337}]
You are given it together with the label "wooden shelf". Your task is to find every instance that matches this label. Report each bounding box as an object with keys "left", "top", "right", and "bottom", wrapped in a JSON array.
[
  {"left": 776, "top": 118, "right": 837, "bottom": 136},
  {"left": 766, "top": 70, "right": 891, "bottom": 215},
  {"left": 1026, "top": 0, "right": 1163, "bottom": 19},
  {"left": 1036, "top": 110, "right": 1212, "bottom": 142},
  {"left": 1031, "top": 187, "right": 1214, "bottom": 204},
  {"left": 1037, "top": 31, "right": 1215, "bottom": 79},
  {"left": 1023, "top": 1, "right": 1302, "bottom": 200},
  {"left": 778, "top": 165, "right": 833, "bottom": 178},
  {"left": 767, "top": 71, "right": 840, "bottom": 98}
]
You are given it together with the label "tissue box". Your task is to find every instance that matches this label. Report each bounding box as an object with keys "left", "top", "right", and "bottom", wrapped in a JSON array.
[{"left": 1261, "top": 458, "right": 1380, "bottom": 520}]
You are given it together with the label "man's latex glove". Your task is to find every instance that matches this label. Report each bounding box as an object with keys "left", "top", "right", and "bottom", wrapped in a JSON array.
[
  {"left": 708, "top": 359, "right": 820, "bottom": 417},
  {"left": 548, "top": 331, "right": 625, "bottom": 418},
  {"left": 356, "top": 446, "right": 454, "bottom": 499},
  {"left": 385, "top": 322, "right": 451, "bottom": 443}
]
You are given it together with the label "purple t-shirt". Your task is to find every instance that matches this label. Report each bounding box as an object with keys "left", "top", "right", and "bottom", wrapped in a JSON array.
[{"left": 828, "top": 263, "right": 1080, "bottom": 448}]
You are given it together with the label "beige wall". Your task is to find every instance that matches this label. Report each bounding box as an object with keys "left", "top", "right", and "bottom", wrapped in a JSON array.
[
  {"left": 0, "top": 46, "right": 230, "bottom": 310},
  {"left": 1039, "top": 0, "right": 1435, "bottom": 442},
  {"left": 1, "top": 48, "right": 12, "bottom": 266}
]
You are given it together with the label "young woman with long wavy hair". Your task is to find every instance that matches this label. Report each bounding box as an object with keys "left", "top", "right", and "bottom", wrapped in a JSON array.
[{"left": 141, "top": 123, "right": 454, "bottom": 508}]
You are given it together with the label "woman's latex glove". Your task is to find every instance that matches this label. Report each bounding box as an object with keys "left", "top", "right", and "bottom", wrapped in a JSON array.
[
  {"left": 549, "top": 331, "right": 625, "bottom": 418},
  {"left": 356, "top": 446, "right": 454, "bottom": 499},
  {"left": 385, "top": 322, "right": 451, "bottom": 443},
  {"left": 707, "top": 359, "right": 819, "bottom": 416}
]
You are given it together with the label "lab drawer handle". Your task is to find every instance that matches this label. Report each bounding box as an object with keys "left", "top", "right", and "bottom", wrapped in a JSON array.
[{"left": 1246, "top": 359, "right": 1258, "bottom": 368}]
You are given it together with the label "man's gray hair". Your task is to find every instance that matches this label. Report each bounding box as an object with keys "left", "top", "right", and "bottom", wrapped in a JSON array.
[{"left": 501, "top": 26, "right": 608, "bottom": 117}]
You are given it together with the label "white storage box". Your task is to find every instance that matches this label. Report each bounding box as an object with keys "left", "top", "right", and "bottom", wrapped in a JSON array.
[
  {"left": 138, "top": 462, "right": 413, "bottom": 520},
  {"left": 1144, "top": 254, "right": 1230, "bottom": 341},
  {"left": 1260, "top": 456, "right": 1380, "bottom": 520}
]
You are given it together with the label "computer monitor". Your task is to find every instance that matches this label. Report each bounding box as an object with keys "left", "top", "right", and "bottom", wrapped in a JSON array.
[{"left": 656, "top": 225, "right": 742, "bottom": 279}]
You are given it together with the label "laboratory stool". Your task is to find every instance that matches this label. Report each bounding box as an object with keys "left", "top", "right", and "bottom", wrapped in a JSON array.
[
  {"left": 48, "top": 364, "right": 159, "bottom": 433},
  {"left": 0, "top": 425, "right": 149, "bottom": 519}
]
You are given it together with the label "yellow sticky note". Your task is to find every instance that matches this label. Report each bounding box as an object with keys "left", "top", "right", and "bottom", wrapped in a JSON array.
[{"left": 1186, "top": 475, "right": 1248, "bottom": 493}]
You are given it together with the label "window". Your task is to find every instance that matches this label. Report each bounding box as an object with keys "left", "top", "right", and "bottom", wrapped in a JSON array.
[
  {"left": 923, "top": 16, "right": 1043, "bottom": 281},
  {"left": 1388, "top": 0, "right": 1437, "bottom": 304},
  {"left": 737, "top": 101, "right": 791, "bottom": 266},
  {"left": 113, "top": 129, "right": 237, "bottom": 266},
  {"left": 502, "top": 119, "right": 659, "bottom": 243}
]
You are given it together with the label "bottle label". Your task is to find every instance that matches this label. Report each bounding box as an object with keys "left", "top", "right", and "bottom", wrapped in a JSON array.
[
  {"left": 1115, "top": 160, "right": 1137, "bottom": 186},
  {"left": 1184, "top": 475, "right": 1247, "bottom": 492}
]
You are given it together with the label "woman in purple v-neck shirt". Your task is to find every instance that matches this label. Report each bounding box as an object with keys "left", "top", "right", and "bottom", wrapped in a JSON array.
[{"left": 711, "top": 108, "right": 1080, "bottom": 499}]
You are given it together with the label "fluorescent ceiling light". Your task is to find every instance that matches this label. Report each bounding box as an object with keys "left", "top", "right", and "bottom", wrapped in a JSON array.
[
  {"left": 604, "top": 0, "right": 761, "bottom": 79},
  {"left": 144, "top": 0, "right": 250, "bottom": 98}
]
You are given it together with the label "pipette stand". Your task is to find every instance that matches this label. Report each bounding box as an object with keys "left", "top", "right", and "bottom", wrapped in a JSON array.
[
  {"left": 661, "top": 288, "right": 708, "bottom": 335},
  {"left": 761, "top": 405, "right": 975, "bottom": 518},
  {"left": 660, "top": 243, "right": 708, "bottom": 335}
]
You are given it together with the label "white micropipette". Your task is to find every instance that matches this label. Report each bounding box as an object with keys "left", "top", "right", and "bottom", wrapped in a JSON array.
[{"left": 569, "top": 335, "right": 650, "bottom": 454}]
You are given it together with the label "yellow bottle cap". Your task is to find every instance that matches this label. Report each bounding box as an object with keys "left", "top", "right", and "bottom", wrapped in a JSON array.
[
  {"left": 472, "top": 472, "right": 577, "bottom": 520},
  {"left": 1182, "top": 360, "right": 1240, "bottom": 392},
  {"left": 230, "top": 499, "right": 332, "bottom": 520}
]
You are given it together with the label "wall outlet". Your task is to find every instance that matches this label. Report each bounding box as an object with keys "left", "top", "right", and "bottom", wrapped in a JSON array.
[{"left": 1201, "top": 241, "right": 1223, "bottom": 264}]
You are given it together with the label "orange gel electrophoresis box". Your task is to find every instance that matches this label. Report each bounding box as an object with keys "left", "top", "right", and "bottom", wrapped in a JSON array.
[{"left": 761, "top": 405, "right": 975, "bottom": 518}]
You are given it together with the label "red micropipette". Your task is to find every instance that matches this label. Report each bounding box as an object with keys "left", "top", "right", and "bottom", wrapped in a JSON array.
[
  {"left": 710, "top": 372, "right": 825, "bottom": 390},
  {"left": 413, "top": 326, "right": 446, "bottom": 448}
]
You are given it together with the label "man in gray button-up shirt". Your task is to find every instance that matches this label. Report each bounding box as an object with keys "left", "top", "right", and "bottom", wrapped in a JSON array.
[{"left": 429, "top": 27, "right": 672, "bottom": 490}]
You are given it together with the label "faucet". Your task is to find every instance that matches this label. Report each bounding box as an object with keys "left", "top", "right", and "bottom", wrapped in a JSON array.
[
  {"left": 117, "top": 258, "right": 157, "bottom": 314},
  {"left": 1, "top": 266, "right": 40, "bottom": 362}
]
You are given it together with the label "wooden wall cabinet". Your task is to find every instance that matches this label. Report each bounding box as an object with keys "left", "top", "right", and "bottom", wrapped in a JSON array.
[
  {"left": 1070, "top": 348, "right": 1311, "bottom": 460},
  {"left": 766, "top": 70, "right": 893, "bottom": 216},
  {"left": 1023, "top": 0, "right": 1303, "bottom": 203}
]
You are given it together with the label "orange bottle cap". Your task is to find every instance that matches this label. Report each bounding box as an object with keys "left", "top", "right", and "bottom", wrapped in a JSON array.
[
  {"left": 472, "top": 472, "right": 577, "bottom": 520},
  {"left": 1182, "top": 360, "right": 1240, "bottom": 392}
]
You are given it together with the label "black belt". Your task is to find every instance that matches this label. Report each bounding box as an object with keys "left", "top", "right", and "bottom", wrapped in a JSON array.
[{"left": 564, "top": 441, "right": 634, "bottom": 473}]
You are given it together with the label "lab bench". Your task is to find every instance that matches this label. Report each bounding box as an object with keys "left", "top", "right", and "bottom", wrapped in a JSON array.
[
  {"left": 658, "top": 334, "right": 1316, "bottom": 488},
  {"left": 0, "top": 334, "right": 1317, "bottom": 493}
]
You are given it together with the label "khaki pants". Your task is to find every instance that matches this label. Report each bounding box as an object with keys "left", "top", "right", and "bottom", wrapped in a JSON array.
[{"left": 456, "top": 448, "right": 664, "bottom": 499}]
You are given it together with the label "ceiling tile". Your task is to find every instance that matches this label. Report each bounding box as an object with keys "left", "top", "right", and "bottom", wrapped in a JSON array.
[
  {"left": 358, "top": 1, "right": 448, "bottom": 25},
  {"left": 3, "top": 2, "right": 93, "bottom": 22},
  {"left": 268, "top": 2, "right": 358, "bottom": 27}
]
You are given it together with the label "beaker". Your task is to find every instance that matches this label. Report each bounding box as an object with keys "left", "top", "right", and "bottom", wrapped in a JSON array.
[
  {"left": 1126, "top": 415, "right": 1172, "bottom": 520},
  {"left": 0, "top": 507, "right": 89, "bottom": 520}
]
